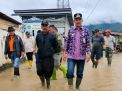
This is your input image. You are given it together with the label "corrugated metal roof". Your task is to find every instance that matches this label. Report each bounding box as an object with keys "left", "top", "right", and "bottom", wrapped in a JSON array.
[
  {"left": 14, "top": 8, "right": 72, "bottom": 13},
  {"left": 12, "top": 8, "right": 72, "bottom": 16},
  {"left": 12, "top": 12, "right": 72, "bottom": 16},
  {"left": 13, "top": 8, "right": 73, "bottom": 26}
]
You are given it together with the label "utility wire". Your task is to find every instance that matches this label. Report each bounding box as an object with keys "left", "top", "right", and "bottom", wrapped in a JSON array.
[
  {"left": 85, "top": 0, "right": 102, "bottom": 20},
  {"left": 82, "top": 0, "right": 89, "bottom": 14}
]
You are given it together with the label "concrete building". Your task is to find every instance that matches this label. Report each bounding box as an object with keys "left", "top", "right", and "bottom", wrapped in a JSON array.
[
  {"left": 0, "top": 12, "right": 21, "bottom": 31},
  {"left": 13, "top": 8, "right": 73, "bottom": 37}
]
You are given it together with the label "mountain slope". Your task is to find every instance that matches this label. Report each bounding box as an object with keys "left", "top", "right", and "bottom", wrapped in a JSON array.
[{"left": 85, "top": 23, "right": 122, "bottom": 32}]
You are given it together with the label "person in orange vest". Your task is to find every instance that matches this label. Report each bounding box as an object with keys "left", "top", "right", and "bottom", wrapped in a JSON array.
[{"left": 4, "top": 26, "right": 25, "bottom": 77}]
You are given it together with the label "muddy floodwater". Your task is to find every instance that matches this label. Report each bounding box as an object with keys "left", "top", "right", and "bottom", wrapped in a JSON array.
[{"left": 0, "top": 53, "right": 122, "bottom": 91}]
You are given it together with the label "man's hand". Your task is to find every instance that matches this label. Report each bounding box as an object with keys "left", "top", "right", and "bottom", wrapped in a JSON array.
[
  {"left": 33, "top": 49, "right": 36, "bottom": 54},
  {"left": 5, "top": 55, "right": 8, "bottom": 60},
  {"left": 21, "top": 52, "right": 25, "bottom": 58},
  {"left": 63, "top": 52, "right": 67, "bottom": 62},
  {"left": 86, "top": 53, "right": 91, "bottom": 62}
]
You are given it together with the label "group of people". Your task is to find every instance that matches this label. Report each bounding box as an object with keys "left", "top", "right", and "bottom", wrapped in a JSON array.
[
  {"left": 4, "top": 20, "right": 67, "bottom": 89},
  {"left": 4, "top": 13, "right": 115, "bottom": 91},
  {"left": 91, "top": 29, "right": 115, "bottom": 68}
]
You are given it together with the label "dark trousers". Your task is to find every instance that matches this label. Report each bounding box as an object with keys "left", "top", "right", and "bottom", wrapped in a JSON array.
[
  {"left": 91, "top": 48, "right": 101, "bottom": 61},
  {"left": 8, "top": 52, "right": 20, "bottom": 76},
  {"left": 26, "top": 52, "right": 33, "bottom": 60},
  {"left": 67, "top": 58, "right": 85, "bottom": 78},
  {"left": 36, "top": 57, "right": 54, "bottom": 79}
]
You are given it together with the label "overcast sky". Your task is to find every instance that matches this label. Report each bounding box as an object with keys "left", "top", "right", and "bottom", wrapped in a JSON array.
[{"left": 0, "top": 0, "right": 122, "bottom": 25}]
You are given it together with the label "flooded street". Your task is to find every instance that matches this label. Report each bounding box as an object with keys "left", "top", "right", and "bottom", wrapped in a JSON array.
[{"left": 0, "top": 53, "right": 122, "bottom": 91}]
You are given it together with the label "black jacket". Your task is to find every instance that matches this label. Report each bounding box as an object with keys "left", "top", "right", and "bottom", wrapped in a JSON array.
[
  {"left": 36, "top": 32, "right": 58, "bottom": 59},
  {"left": 4, "top": 34, "right": 25, "bottom": 57}
]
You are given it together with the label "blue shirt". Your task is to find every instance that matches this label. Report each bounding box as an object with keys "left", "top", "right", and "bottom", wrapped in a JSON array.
[{"left": 92, "top": 35, "right": 104, "bottom": 49}]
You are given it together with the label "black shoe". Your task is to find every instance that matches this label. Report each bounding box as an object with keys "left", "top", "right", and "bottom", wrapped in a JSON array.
[
  {"left": 95, "top": 61, "right": 98, "bottom": 68},
  {"left": 14, "top": 68, "right": 20, "bottom": 76},
  {"left": 76, "top": 78, "right": 82, "bottom": 90},
  {"left": 92, "top": 63, "right": 95, "bottom": 68},
  {"left": 47, "top": 84, "right": 51, "bottom": 89},
  {"left": 46, "top": 78, "right": 51, "bottom": 89},
  {"left": 108, "top": 63, "right": 111, "bottom": 67},
  {"left": 91, "top": 59, "right": 95, "bottom": 68},
  {"left": 39, "top": 76, "right": 45, "bottom": 87}
]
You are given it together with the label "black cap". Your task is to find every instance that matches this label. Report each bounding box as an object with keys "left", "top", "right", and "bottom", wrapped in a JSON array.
[
  {"left": 8, "top": 27, "right": 15, "bottom": 32},
  {"left": 74, "top": 13, "right": 82, "bottom": 19},
  {"left": 41, "top": 20, "right": 48, "bottom": 25},
  {"left": 94, "top": 29, "right": 99, "bottom": 33}
]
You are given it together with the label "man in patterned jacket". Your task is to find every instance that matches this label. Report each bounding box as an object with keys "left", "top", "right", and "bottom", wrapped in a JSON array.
[{"left": 64, "top": 13, "right": 91, "bottom": 90}]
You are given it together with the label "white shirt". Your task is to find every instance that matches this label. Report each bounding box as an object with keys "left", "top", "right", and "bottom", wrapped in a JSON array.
[
  {"left": 104, "top": 35, "right": 115, "bottom": 50},
  {"left": 23, "top": 36, "right": 35, "bottom": 53}
]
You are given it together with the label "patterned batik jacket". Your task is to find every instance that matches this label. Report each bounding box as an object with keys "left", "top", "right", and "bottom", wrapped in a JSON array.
[{"left": 65, "top": 26, "right": 91, "bottom": 60}]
